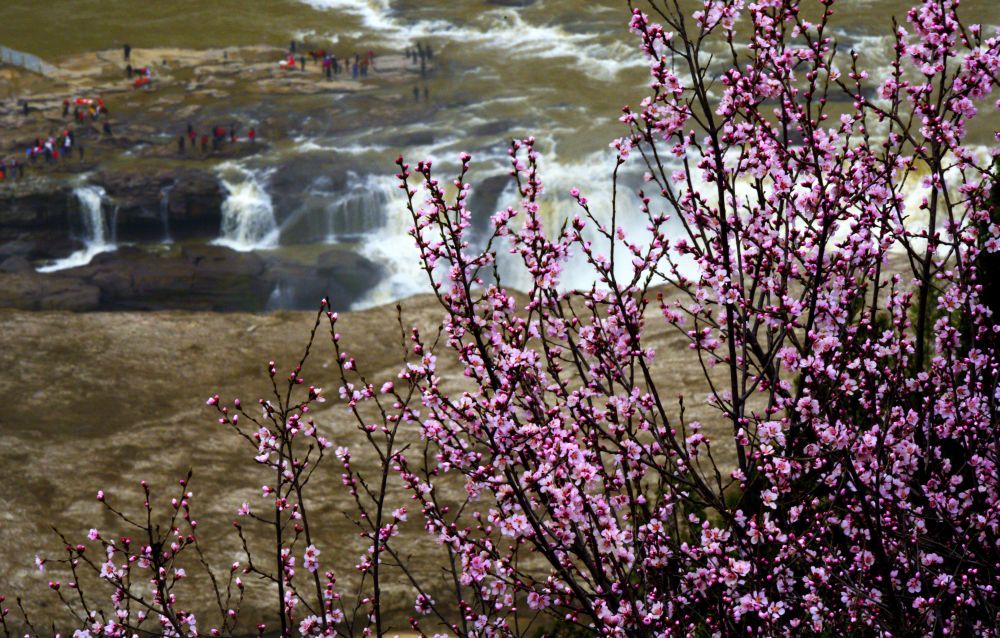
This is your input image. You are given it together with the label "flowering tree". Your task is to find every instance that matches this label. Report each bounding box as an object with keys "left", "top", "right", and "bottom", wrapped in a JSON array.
[{"left": 6, "top": 0, "right": 1000, "bottom": 636}]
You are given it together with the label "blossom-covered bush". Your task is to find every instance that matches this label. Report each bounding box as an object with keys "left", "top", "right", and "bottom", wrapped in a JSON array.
[{"left": 6, "top": 0, "right": 999, "bottom": 636}]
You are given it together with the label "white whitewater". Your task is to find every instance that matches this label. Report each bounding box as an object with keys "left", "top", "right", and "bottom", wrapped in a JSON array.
[
  {"left": 293, "top": 1, "right": 642, "bottom": 80},
  {"left": 37, "top": 185, "right": 116, "bottom": 272},
  {"left": 322, "top": 172, "right": 392, "bottom": 242},
  {"left": 353, "top": 174, "right": 424, "bottom": 308},
  {"left": 213, "top": 165, "right": 280, "bottom": 251}
]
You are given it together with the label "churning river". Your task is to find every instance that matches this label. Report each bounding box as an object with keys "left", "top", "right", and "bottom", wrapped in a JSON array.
[{"left": 5, "top": 0, "right": 998, "bottom": 308}]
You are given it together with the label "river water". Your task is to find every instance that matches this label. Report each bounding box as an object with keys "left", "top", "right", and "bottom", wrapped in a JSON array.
[{"left": 6, "top": 0, "right": 997, "bottom": 306}]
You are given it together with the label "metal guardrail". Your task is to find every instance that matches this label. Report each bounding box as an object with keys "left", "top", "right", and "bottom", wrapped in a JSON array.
[{"left": 0, "top": 45, "right": 58, "bottom": 76}]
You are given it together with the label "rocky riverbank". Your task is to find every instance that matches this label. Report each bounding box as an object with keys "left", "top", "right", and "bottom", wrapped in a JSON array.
[{"left": 1, "top": 43, "right": 436, "bottom": 311}]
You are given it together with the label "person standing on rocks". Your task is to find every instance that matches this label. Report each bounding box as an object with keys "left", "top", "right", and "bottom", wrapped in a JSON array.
[
  {"left": 124, "top": 44, "right": 131, "bottom": 61},
  {"left": 200, "top": 134, "right": 209, "bottom": 153},
  {"left": 248, "top": 127, "right": 256, "bottom": 144},
  {"left": 299, "top": 55, "right": 306, "bottom": 71}
]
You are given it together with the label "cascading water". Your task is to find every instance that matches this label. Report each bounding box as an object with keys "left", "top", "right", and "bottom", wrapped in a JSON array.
[
  {"left": 353, "top": 174, "right": 426, "bottom": 308},
  {"left": 37, "top": 185, "right": 116, "bottom": 272},
  {"left": 158, "top": 184, "right": 174, "bottom": 244},
  {"left": 323, "top": 173, "right": 392, "bottom": 242},
  {"left": 213, "top": 165, "right": 280, "bottom": 251}
]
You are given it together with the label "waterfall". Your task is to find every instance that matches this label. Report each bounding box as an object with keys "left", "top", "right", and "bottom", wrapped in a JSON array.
[
  {"left": 37, "top": 185, "right": 116, "bottom": 272},
  {"left": 158, "top": 184, "right": 174, "bottom": 243},
  {"left": 353, "top": 174, "right": 430, "bottom": 308},
  {"left": 323, "top": 173, "right": 392, "bottom": 242},
  {"left": 77, "top": 186, "right": 111, "bottom": 248},
  {"left": 213, "top": 166, "right": 279, "bottom": 251}
]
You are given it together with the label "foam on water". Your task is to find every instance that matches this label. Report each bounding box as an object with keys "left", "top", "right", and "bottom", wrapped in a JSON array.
[
  {"left": 466, "top": 10, "right": 645, "bottom": 81},
  {"left": 295, "top": 0, "right": 452, "bottom": 41},
  {"left": 213, "top": 164, "right": 280, "bottom": 251},
  {"left": 293, "top": 0, "right": 644, "bottom": 80},
  {"left": 37, "top": 185, "right": 116, "bottom": 272}
]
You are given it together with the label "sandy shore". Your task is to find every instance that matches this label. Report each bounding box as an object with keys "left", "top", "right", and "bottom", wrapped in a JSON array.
[{"left": 0, "top": 289, "right": 727, "bottom": 632}]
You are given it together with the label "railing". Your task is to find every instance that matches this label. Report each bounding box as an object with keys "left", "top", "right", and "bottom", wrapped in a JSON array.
[{"left": 0, "top": 45, "right": 58, "bottom": 76}]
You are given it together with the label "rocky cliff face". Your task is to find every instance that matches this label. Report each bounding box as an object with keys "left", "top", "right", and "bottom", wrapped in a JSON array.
[
  {"left": 0, "top": 178, "right": 80, "bottom": 260},
  {"left": 90, "top": 169, "right": 226, "bottom": 241},
  {"left": 0, "top": 244, "right": 383, "bottom": 312},
  {"left": 0, "top": 168, "right": 227, "bottom": 258}
]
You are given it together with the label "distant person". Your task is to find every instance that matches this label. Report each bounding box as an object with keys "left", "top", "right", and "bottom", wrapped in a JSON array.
[
  {"left": 22, "top": 101, "right": 29, "bottom": 116},
  {"left": 200, "top": 134, "right": 208, "bottom": 153},
  {"left": 123, "top": 44, "right": 131, "bottom": 61},
  {"left": 332, "top": 54, "right": 339, "bottom": 74},
  {"left": 352, "top": 61, "right": 359, "bottom": 79},
  {"left": 248, "top": 127, "right": 256, "bottom": 144},
  {"left": 230, "top": 126, "right": 237, "bottom": 143},
  {"left": 360, "top": 59, "right": 368, "bottom": 77},
  {"left": 63, "top": 100, "right": 70, "bottom": 117},
  {"left": 103, "top": 121, "right": 113, "bottom": 136},
  {"left": 299, "top": 55, "right": 306, "bottom": 71},
  {"left": 126, "top": 64, "right": 133, "bottom": 78},
  {"left": 289, "top": 40, "right": 296, "bottom": 53}
]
